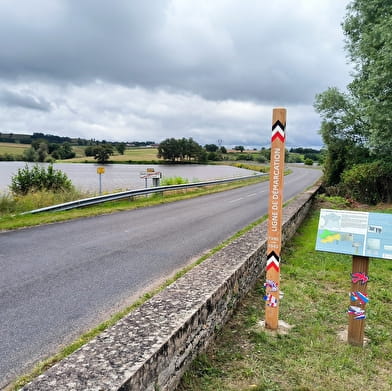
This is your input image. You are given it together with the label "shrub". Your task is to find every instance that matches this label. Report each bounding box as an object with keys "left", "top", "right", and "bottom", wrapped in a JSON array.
[
  {"left": 160, "top": 176, "right": 189, "bottom": 186},
  {"left": 207, "top": 152, "right": 222, "bottom": 161},
  {"left": 236, "top": 154, "right": 253, "bottom": 161},
  {"left": 304, "top": 158, "right": 314, "bottom": 166},
  {"left": 256, "top": 155, "right": 267, "bottom": 163},
  {"left": 10, "top": 164, "right": 74, "bottom": 195},
  {"left": 341, "top": 161, "right": 392, "bottom": 204}
]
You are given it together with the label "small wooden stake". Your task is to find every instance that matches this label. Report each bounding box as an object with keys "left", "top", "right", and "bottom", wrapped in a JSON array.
[
  {"left": 265, "top": 108, "right": 286, "bottom": 330},
  {"left": 348, "top": 255, "right": 369, "bottom": 346}
]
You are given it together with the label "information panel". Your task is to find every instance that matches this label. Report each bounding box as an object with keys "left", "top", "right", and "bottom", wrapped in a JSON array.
[{"left": 316, "top": 209, "right": 392, "bottom": 260}]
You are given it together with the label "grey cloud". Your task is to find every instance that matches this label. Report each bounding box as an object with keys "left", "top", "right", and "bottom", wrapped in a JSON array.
[
  {"left": 0, "top": 89, "right": 52, "bottom": 111},
  {"left": 0, "top": 1, "right": 351, "bottom": 148},
  {"left": 0, "top": 1, "right": 350, "bottom": 105}
]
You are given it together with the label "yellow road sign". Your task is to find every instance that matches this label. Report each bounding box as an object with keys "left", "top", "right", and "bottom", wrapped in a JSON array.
[{"left": 97, "top": 167, "right": 105, "bottom": 174}]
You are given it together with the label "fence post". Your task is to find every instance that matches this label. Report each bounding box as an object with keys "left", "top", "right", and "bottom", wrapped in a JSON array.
[{"left": 348, "top": 255, "right": 369, "bottom": 346}]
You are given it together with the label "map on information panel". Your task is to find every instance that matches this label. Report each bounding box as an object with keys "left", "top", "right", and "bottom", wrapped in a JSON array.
[{"left": 316, "top": 209, "right": 392, "bottom": 260}]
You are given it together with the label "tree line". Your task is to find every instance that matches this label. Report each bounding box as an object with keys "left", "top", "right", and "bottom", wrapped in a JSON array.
[
  {"left": 0, "top": 131, "right": 156, "bottom": 147},
  {"left": 314, "top": 0, "right": 392, "bottom": 204}
]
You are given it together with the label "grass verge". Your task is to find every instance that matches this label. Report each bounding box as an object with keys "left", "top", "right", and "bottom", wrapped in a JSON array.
[
  {"left": 177, "top": 197, "right": 392, "bottom": 391},
  {"left": 0, "top": 176, "right": 266, "bottom": 231}
]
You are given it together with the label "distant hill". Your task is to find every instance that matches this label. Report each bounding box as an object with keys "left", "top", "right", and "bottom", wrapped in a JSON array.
[{"left": 0, "top": 132, "right": 155, "bottom": 146}]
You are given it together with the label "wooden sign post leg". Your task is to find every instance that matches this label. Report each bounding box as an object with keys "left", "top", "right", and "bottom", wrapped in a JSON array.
[
  {"left": 265, "top": 108, "right": 286, "bottom": 330},
  {"left": 348, "top": 255, "right": 369, "bottom": 346}
]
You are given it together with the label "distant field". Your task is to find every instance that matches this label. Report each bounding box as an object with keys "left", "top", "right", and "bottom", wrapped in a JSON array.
[
  {"left": 64, "top": 147, "right": 162, "bottom": 163},
  {"left": 0, "top": 143, "right": 29, "bottom": 155},
  {"left": 0, "top": 143, "right": 162, "bottom": 163},
  {"left": 71, "top": 145, "right": 87, "bottom": 158},
  {"left": 121, "top": 147, "right": 161, "bottom": 161}
]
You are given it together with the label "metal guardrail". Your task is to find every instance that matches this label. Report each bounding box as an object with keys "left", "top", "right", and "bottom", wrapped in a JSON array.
[{"left": 23, "top": 173, "right": 266, "bottom": 214}]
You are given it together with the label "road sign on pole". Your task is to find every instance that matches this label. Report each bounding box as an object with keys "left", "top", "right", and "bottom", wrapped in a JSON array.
[
  {"left": 265, "top": 107, "right": 286, "bottom": 330},
  {"left": 97, "top": 167, "right": 105, "bottom": 195}
]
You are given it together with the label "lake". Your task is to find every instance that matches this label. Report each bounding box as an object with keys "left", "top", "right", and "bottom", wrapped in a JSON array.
[{"left": 0, "top": 162, "right": 257, "bottom": 194}]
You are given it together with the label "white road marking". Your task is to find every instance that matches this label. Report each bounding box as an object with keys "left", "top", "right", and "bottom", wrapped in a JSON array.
[
  {"left": 229, "top": 197, "right": 244, "bottom": 203},
  {"left": 246, "top": 193, "right": 257, "bottom": 197}
]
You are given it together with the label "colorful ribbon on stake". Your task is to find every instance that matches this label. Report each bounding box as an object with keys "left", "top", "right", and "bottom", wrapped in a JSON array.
[
  {"left": 263, "top": 294, "right": 278, "bottom": 307},
  {"left": 351, "top": 291, "right": 369, "bottom": 304},
  {"left": 348, "top": 305, "right": 366, "bottom": 320},
  {"left": 264, "top": 279, "right": 279, "bottom": 292},
  {"left": 351, "top": 272, "right": 369, "bottom": 285}
]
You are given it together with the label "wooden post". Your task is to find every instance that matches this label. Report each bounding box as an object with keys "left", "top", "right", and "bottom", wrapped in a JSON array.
[
  {"left": 265, "top": 108, "right": 286, "bottom": 330},
  {"left": 348, "top": 255, "right": 369, "bottom": 346}
]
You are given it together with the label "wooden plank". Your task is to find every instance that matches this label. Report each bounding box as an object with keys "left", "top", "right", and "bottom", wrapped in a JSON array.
[
  {"left": 265, "top": 108, "right": 286, "bottom": 330},
  {"left": 348, "top": 255, "right": 369, "bottom": 346}
]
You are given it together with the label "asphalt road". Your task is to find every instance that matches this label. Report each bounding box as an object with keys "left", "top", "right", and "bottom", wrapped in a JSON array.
[{"left": 0, "top": 167, "right": 321, "bottom": 388}]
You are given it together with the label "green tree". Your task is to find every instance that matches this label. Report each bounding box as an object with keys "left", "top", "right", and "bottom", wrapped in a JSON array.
[
  {"left": 58, "top": 142, "right": 75, "bottom": 159},
  {"left": 343, "top": 0, "right": 392, "bottom": 159},
  {"left": 85, "top": 145, "right": 96, "bottom": 157},
  {"left": 37, "top": 142, "right": 49, "bottom": 162},
  {"left": 314, "top": 88, "right": 371, "bottom": 185},
  {"left": 158, "top": 138, "right": 181, "bottom": 162},
  {"left": 234, "top": 145, "right": 245, "bottom": 152},
  {"left": 314, "top": 0, "right": 392, "bottom": 201},
  {"left": 22, "top": 147, "right": 39, "bottom": 162},
  {"left": 116, "top": 142, "right": 126, "bottom": 155},
  {"left": 94, "top": 144, "right": 114, "bottom": 164},
  {"left": 204, "top": 144, "right": 219, "bottom": 152},
  {"left": 187, "top": 138, "right": 204, "bottom": 161},
  {"left": 157, "top": 138, "right": 204, "bottom": 162}
]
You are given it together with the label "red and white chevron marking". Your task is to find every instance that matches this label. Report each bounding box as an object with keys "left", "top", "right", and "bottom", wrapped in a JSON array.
[
  {"left": 271, "top": 120, "right": 285, "bottom": 142},
  {"left": 266, "top": 251, "right": 280, "bottom": 272}
]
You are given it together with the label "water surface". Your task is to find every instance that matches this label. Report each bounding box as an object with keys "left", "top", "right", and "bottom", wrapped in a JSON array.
[{"left": 0, "top": 162, "right": 256, "bottom": 194}]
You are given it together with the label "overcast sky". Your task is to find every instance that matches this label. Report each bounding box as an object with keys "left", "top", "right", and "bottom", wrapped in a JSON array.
[{"left": 0, "top": 0, "right": 352, "bottom": 149}]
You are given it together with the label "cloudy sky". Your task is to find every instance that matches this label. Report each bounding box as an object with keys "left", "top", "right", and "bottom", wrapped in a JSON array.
[{"left": 0, "top": 0, "right": 352, "bottom": 149}]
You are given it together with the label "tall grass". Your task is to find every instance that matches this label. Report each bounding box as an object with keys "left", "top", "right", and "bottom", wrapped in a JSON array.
[{"left": 0, "top": 189, "right": 90, "bottom": 216}]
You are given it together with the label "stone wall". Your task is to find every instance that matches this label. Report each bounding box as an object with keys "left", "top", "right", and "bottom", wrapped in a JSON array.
[{"left": 22, "top": 185, "right": 319, "bottom": 391}]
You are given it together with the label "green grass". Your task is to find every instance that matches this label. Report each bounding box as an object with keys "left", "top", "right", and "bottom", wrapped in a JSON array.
[
  {"left": 0, "top": 142, "right": 29, "bottom": 155},
  {"left": 178, "top": 198, "right": 392, "bottom": 391},
  {"left": 0, "top": 176, "right": 267, "bottom": 231}
]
